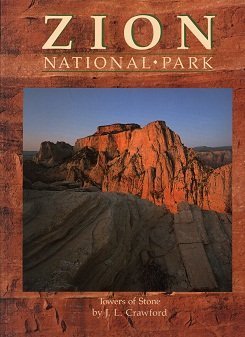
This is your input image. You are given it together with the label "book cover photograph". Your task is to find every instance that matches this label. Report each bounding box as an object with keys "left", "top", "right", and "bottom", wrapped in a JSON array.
[{"left": 1, "top": 1, "right": 244, "bottom": 336}]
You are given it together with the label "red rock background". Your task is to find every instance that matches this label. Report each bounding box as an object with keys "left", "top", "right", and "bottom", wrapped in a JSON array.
[{"left": 1, "top": 0, "right": 245, "bottom": 336}]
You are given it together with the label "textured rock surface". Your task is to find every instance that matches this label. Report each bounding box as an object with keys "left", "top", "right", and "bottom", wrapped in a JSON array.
[
  {"left": 27, "top": 121, "right": 232, "bottom": 213},
  {"left": 1, "top": 294, "right": 245, "bottom": 337},
  {"left": 23, "top": 190, "right": 231, "bottom": 292},
  {"left": 34, "top": 141, "right": 73, "bottom": 167},
  {"left": 205, "top": 164, "right": 232, "bottom": 213},
  {"left": 95, "top": 123, "right": 141, "bottom": 135}
]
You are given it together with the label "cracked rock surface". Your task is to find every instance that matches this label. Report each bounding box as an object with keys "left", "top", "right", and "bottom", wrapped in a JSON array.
[{"left": 23, "top": 190, "right": 231, "bottom": 292}]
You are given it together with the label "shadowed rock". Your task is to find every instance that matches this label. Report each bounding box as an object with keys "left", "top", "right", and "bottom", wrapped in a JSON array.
[
  {"left": 94, "top": 123, "right": 141, "bottom": 135},
  {"left": 23, "top": 191, "right": 231, "bottom": 292},
  {"left": 34, "top": 141, "right": 73, "bottom": 167}
]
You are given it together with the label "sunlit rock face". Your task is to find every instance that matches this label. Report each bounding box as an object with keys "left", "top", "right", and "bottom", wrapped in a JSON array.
[
  {"left": 74, "top": 121, "right": 232, "bottom": 213},
  {"left": 26, "top": 121, "right": 231, "bottom": 213}
]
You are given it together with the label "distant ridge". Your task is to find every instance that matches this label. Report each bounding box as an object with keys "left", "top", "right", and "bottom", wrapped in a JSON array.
[
  {"left": 193, "top": 146, "right": 232, "bottom": 152},
  {"left": 23, "top": 151, "right": 37, "bottom": 160}
]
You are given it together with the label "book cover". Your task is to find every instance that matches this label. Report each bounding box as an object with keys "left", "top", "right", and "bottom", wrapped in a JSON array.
[{"left": 1, "top": 1, "right": 244, "bottom": 336}]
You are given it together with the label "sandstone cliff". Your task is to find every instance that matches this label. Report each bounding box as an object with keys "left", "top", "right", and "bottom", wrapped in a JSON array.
[
  {"left": 23, "top": 190, "right": 231, "bottom": 292},
  {"left": 74, "top": 121, "right": 231, "bottom": 212},
  {"left": 26, "top": 121, "right": 232, "bottom": 213}
]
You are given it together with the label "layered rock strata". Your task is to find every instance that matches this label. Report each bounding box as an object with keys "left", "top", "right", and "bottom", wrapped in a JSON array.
[
  {"left": 194, "top": 147, "right": 232, "bottom": 168},
  {"left": 23, "top": 190, "right": 231, "bottom": 292}
]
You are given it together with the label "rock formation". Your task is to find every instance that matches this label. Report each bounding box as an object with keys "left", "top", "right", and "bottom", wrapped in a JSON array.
[
  {"left": 33, "top": 141, "right": 73, "bottom": 167},
  {"left": 23, "top": 121, "right": 232, "bottom": 292},
  {"left": 74, "top": 121, "right": 231, "bottom": 212},
  {"left": 95, "top": 123, "right": 141, "bottom": 135},
  {"left": 204, "top": 164, "right": 232, "bottom": 213},
  {"left": 23, "top": 190, "right": 231, "bottom": 292},
  {"left": 194, "top": 146, "right": 232, "bottom": 168},
  {"left": 25, "top": 121, "right": 232, "bottom": 213}
]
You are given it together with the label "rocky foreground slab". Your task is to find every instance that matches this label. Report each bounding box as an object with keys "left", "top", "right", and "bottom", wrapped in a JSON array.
[{"left": 23, "top": 190, "right": 231, "bottom": 292}]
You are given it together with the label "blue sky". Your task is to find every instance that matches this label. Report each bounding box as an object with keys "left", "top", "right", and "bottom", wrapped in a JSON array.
[{"left": 24, "top": 88, "right": 232, "bottom": 150}]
